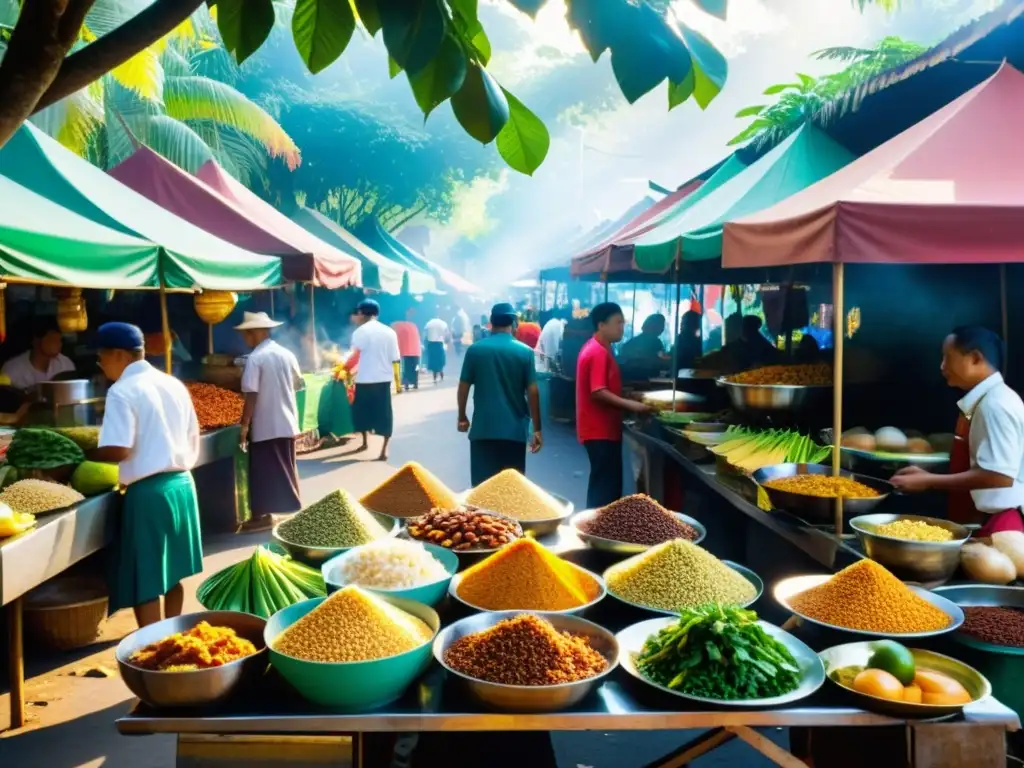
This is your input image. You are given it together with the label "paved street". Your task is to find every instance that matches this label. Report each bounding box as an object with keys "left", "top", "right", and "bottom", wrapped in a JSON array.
[{"left": 0, "top": 362, "right": 782, "bottom": 767}]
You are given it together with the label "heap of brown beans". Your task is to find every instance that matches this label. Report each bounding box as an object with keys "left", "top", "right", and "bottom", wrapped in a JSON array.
[
  {"left": 579, "top": 494, "right": 698, "bottom": 546},
  {"left": 405, "top": 506, "right": 522, "bottom": 551},
  {"left": 961, "top": 606, "right": 1024, "bottom": 647},
  {"left": 185, "top": 382, "right": 244, "bottom": 431}
]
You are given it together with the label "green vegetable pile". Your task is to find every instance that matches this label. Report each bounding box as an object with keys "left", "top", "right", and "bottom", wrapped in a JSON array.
[
  {"left": 52, "top": 426, "right": 101, "bottom": 451},
  {"left": 196, "top": 546, "right": 326, "bottom": 618},
  {"left": 7, "top": 428, "right": 84, "bottom": 469},
  {"left": 636, "top": 604, "right": 802, "bottom": 700},
  {"left": 71, "top": 461, "right": 119, "bottom": 496}
]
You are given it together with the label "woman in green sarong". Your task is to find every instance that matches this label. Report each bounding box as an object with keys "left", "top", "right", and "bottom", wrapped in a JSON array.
[{"left": 91, "top": 323, "right": 203, "bottom": 628}]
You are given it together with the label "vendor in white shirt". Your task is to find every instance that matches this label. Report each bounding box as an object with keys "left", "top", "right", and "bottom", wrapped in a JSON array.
[
  {"left": 236, "top": 312, "right": 304, "bottom": 528},
  {"left": 892, "top": 326, "right": 1024, "bottom": 535},
  {"left": 1, "top": 318, "right": 75, "bottom": 390},
  {"left": 345, "top": 299, "right": 400, "bottom": 461},
  {"left": 536, "top": 310, "right": 568, "bottom": 373},
  {"left": 423, "top": 314, "right": 450, "bottom": 383},
  {"left": 90, "top": 323, "right": 202, "bottom": 628}
]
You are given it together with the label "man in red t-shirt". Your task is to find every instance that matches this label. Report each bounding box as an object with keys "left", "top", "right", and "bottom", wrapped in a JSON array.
[{"left": 576, "top": 302, "right": 651, "bottom": 507}]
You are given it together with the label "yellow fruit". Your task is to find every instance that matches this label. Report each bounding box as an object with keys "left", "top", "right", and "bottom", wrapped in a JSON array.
[
  {"left": 903, "top": 684, "right": 923, "bottom": 704},
  {"left": 853, "top": 668, "right": 904, "bottom": 701},
  {"left": 923, "top": 691, "right": 972, "bottom": 705},
  {"left": 913, "top": 669, "right": 971, "bottom": 704}
]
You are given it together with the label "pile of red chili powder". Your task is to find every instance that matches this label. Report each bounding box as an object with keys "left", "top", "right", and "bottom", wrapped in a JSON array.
[{"left": 960, "top": 606, "right": 1024, "bottom": 647}]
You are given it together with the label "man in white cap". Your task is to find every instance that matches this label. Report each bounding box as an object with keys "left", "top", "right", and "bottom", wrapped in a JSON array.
[{"left": 236, "top": 311, "right": 304, "bottom": 528}]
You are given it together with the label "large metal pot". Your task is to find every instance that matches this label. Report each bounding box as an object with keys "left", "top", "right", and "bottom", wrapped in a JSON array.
[
  {"left": 717, "top": 377, "right": 829, "bottom": 414},
  {"left": 35, "top": 379, "right": 102, "bottom": 406},
  {"left": 751, "top": 463, "right": 893, "bottom": 524}
]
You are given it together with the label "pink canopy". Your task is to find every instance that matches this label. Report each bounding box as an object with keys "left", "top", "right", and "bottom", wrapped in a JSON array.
[
  {"left": 723, "top": 63, "right": 1024, "bottom": 268},
  {"left": 110, "top": 148, "right": 357, "bottom": 286},
  {"left": 195, "top": 161, "right": 360, "bottom": 288}
]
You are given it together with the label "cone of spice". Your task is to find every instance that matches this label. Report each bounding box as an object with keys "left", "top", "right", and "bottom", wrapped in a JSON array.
[
  {"left": 360, "top": 462, "right": 458, "bottom": 518},
  {"left": 465, "top": 470, "right": 565, "bottom": 521},
  {"left": 444, "top": 614, "right": 608, "bottom": 685},
  {"left": 277, "top": 490, "right": 389, "bottom": 548},
  {"left": 579, "top": 494, "right": 699, "bottom": 546}
]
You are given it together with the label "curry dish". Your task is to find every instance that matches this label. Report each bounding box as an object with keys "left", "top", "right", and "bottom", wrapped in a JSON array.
[{"left": 763, "top": 474, "right": 881, "bottom": 499}]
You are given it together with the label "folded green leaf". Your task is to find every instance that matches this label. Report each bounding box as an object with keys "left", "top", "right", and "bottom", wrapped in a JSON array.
[
  {"left": 293, "top": 0, "right": 356, "bottom": 74},
  {"left": 379, "top": 0, "right": 445, "bottom": 76},
  {"left": 450, "top": 62, "right": 509, "bottom": 144},
  {"left": 217, "top": 0, "right": 276, "bottom": 64},
  {"left": 495, "top": 88, "right": 549, "bottom": 175},
  {"left": 354, "top": 0, "right": 382, "bottom": 36},
  {"left": 409, "top": 34, "right": 468, "bottom": 117}
]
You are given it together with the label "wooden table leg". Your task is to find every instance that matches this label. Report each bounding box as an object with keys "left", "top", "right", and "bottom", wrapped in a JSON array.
[
  {"left": 725, "top": 725, "right": 809, "bottom": 768},
  {"left": 8, "top": 596, "right": 24, "bottom": 730}
]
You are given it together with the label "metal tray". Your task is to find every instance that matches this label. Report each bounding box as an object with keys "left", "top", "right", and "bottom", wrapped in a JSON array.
[
  {"left": 933, "top": 584, "right": 1024, "bottom": 656},
  {"left": 617, "top": 616, "right": 825, "bottom": 708},
  {"left": 604, "top": 561, "right": 763, "bottom": 615},
  {"left": 752, "top": 464, "right": 893, "bottom": 524},
  {"left": 773, "top": 574, "right": 965, "bottom": 639},
  {"left": 569, "top": 508, "right": 706, "bottom": 552}
]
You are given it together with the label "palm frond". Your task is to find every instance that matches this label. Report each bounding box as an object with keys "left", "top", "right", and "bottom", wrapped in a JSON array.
[
  {"left": 31, "top": 81, "right": 105, "bottom": 158},
  {"left": 187, "top": 121, "right": 269, "bottom": 188},
  {"left": 115, "top": 113, "right": 216, "bottom": 172},
  {"left": 163, "top": 76, "right": 301, "bottom": 169},
  {"left": 811, "top": 46, "right": 877, "bottom": 62},
  {"left": 160, "top": 46, "right": 193, "bottom": 78},
  {"left": 109, "top": 46, "right": 164, "bottom": 101}
]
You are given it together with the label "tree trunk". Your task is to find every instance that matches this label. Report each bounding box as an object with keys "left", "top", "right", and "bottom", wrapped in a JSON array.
[{"left": 385, "top": 201, "right": 429, "bottom": 232}]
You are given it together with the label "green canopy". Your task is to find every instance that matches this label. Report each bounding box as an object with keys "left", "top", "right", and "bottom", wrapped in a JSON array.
[
  {"left": 0, "top": 124, "right": 282, "bottom": 290},
  {"left": 631, "top": 126, "right": 855, "bottom": 272},
  {"left": 0, "top": 175, "right": 163, "bottom": 286},
  {"left": 289, "top": 207, "right": 427, "bottom": 295}
]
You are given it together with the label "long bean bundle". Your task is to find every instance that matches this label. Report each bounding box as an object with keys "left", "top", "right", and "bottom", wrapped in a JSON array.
[{"left": 197, "top": 546, "right": 326, "bottom": 618}]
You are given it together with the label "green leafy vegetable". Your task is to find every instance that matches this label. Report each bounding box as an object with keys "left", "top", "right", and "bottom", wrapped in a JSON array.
[{"left": 636, "top": 604, "right": 802, "bottom": 700}]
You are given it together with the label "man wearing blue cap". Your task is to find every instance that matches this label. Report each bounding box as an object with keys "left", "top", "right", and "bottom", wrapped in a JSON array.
[
  {"left": 350, "top": 299, "right": 401, "bottom": 460},
  {"left": 90, "top": 322, "right": 203, "bottom": 628},
  {"left": 458, "top": 302, "right": 542, "bottom": 485}
]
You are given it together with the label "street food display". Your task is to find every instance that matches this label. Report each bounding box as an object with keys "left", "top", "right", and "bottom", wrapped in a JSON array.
[
  {"left": 128, "top": 621, "right": 258, "bottom": 671},
  {"left": 786, "top": 561, "right": 953, "bottom": 634},
  {"left": 960, "top": 606, "right": 1024, "bottom": 648},
  {"left": 405, "top": 506, "right": 522, "bottom": 551},
  {"left": 709, "top": 428, "right": 831, "bottom": 472},
  {"left": 873, "top": 519, "right": 954, "bottom": 543},
  {"left": 453, "top": 538, "right": 601, "bottom": 611},
  {"left": 360, "top": 461, "right": 458, "bottom": 518},
  {"left": 636, "top": 605, "right": 802, "bottom": 700},
  {"left": 443, "top": 613, "right": 609, "bottom": 686},
  {"left": 70, "top": 460, "right": 119, "bottom": 496},
  {"left": 332, "top": 539, "right": 450, "bottom": 590},
  {"left": 726, "top": 363, "right": 832, "bottom": 386},
  {"left": 578, "top": 494, "right": 698, "bottom": 545},
  {"left": 50, "top": 426, "right": 101, "bottom": 451},
  {"left": 841, "top": 427, "right": 953, "bottom": 457},
  {"left": 6, "top": 427, "right": 84, "bottom": 470},
  {"left": 276, "top": 490, "right": 390, "bottom": 549},
  {"left": 0, "top": 478, "right": 84, "bottom": 515},
  {"left": 762, "top": 474, "right": 881, "bottom": 499},
  {"left": 960, "top": 541, "right": 1018, "bottom": 585},
  {"left": 185, "top": 381, "right": 245, "bottom": 431},
  {"left": 0, "top": 502, "right": 34, "bottom": 537},
  {"left": 605, "top": 540, "right": 757, "bottom": 612},
  {"left": 272, "top": 586, "right": 434, "bottom": 663},
  {"left": 464, "top": 469, "right": 565, "bottom": 521},
  {"left": 197, "top": 546, "right": 326, "bottom": 618}
]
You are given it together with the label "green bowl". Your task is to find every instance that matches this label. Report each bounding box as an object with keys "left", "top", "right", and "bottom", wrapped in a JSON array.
[
  {"left": 265, "top": 594, "right": 439, "bottom": 711},
  {"left": 321, "top": 543, "right": 459, "bottom": 607}
]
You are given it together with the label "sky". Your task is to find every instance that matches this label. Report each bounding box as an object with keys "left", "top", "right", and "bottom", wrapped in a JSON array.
[{"left": 419, "top": 0, "right": 998, "bottom": 288}]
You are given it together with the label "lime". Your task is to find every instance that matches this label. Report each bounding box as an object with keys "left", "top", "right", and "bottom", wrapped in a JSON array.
[{"left": 867, "top": 640, "right": 915, "bottom": 685}]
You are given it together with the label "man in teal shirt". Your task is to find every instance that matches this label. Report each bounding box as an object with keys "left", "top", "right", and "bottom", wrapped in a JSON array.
[{"left": 458, "top": 302, "right": 543, "bottom": 485}]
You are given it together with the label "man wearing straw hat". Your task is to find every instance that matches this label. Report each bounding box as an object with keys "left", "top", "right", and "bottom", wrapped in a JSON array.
[
  {"left": 236, "top": 311, "right": 304, "bottom": 526},
  {"left": 90, "top": 322, "right": 202, "bottom": 628}
]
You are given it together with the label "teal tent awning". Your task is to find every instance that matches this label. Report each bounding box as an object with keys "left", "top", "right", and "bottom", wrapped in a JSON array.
[
  {"left": 0, "top": 124, "right": 282, "bottom": 290},
  {"left": 630, "top": 127, "right": 855, "bottom": 272}
]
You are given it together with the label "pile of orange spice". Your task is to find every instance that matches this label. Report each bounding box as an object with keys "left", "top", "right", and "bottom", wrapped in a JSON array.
[
  {"left": 360, "top": 462, "right": 458, "bottom": 518},
  {"left": 455, "top": 538, "right": 600, "bottom": 611},
  {"left": 129, "top": 621, "right": 257, "bottom": 671}
]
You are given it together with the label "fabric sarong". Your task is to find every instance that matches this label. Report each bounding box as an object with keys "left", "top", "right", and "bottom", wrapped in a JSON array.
[
  {"left": 426, "top": 341, "right": 446, "bottom": 373},
  {"left": 249, "top": 436, "right": 301, "bottom": 516},
  {"left": 353, "top": 381, "right": 394, "bottom": 437}
]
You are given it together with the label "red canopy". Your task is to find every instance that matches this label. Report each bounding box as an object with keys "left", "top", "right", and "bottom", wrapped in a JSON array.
[
  {"left": 723, "top": 63, "right": 1024, "bottom": 268},
  {"left": 572, "top": 179, "right": 703, "bottom": 276},
  {"left": 195, "top": 161, "right": 360, "bottom": 288}
]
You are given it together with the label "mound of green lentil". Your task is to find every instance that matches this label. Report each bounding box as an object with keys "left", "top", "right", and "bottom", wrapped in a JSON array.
[
  {"left": 606, "top": 539, "right": 756, "bottom": 612},
  {"left": 277, "top": 490, "right": 389, "bottom": 548}
]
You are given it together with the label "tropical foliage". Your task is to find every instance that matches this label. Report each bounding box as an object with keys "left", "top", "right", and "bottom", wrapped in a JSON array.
[
  {"left": 26, "top": 4, "right": 298, "bottom": 186},
  {"left": 728, "top": 35, "right": 927, "bottom": 148}
]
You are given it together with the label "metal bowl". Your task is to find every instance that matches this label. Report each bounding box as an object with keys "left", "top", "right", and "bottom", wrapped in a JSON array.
[
  {"left": 774, "top": 574, "right": 965, "bottom": 638},
  {"left": 933, "top": 584, "right": 1024, "bottom": 655},
  {"left": 116, "top": 610, "right": 267, "bottom": 708},
  {"left": 433, "top": 611, "right": 619, "bottom": 712},
  {"left": 398, "top": 509, "right": 525, "bottom": 557},
  {"left": 717, "top": 377, "right": 829, "bottom": 414},
  {"left": 752, "top": 463, "right": 893, "bottom": 524},
  {"left": 271, "top": 512, "right": 399, "bottom": 566},
  {"left": 840, "top": 445, "right": 950, "bottom": 476},
  {"left": 449, "top": 561, "right": 606, "bottom": 615},
  {"left": 604, "top": 560, "right": 763, "bottom": 614},
  {"left": 457, "top": 489, "right": 574, "bottom": 537},
  {"left": 617, "top": 616, "right": 825, "bottom": 707},
  {"left": 849, "top": 514, "right": 971, "bottom": 586},
  {"left": 819, "top": 642, "right": 991, "bottom": 718},
  {"left": 569, "top": 508, "right": 707, "bottom": 552}
]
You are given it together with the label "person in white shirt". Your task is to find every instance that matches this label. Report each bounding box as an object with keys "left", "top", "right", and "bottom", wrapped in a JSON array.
[
  {"left": 1, "top": 318, "right": 75, "bottom": 390},
  {"left": 90, "top": 323, "right": 202, "bottom": 628},
  {"left": 424, "top": 314, "right": 450, "bottom": 383},
  {"left": 893, "top": 326, "right": 1024, "bottom": 535},
  {"left": 349, "top": 299, "right": 400, "bottom": 460},
  {"left": 236, "top": 311, "right": 304, "bottom": 528},
  {"left": 535, "top": 311, "right": 568, "bottom": 373},
  {"left": 452, "top": 308, "right": 470, "bottom": 356}
]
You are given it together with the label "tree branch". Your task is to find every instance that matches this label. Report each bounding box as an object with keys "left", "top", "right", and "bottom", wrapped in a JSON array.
[
  {"left": 385, "top": 200, "right": 429, "bottom": 232},
  {"left": 32, "top": 0, "right": 205, "bottom": 113}
]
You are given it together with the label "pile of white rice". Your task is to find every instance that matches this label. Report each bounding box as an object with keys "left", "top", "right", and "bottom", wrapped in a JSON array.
[{"left": 336, "top": 539, "right": 449, "bottom": 589}]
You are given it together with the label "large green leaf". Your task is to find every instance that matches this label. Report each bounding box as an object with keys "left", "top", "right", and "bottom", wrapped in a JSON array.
[
  {"left": 450, "top": 63, "right": 508, "bottom": 144},
  {"left": 763, "top": 82, "right": 800, "bottom": 95},
  {"left": 409, "top": 34, "right": 467, "bottom": 118},
  {"left": 682, "top": 26, "right": 727, "bottom": 109},
  {"left": 735, "top": 104, "right": 765, "bottom": 118},
  {"left": 118, "top": 114, "right": 215, "bottom": 171},
  {"left": 379, "top": 0, "right": 445, "bottom": 76},
  {"left": 566, "top": 0, "right": 620, "bottom": 63},
  {"left": 612, "top": 40, "right": 666, "bottom": 104},
  {"left": 292, "top": 0, "right": 355, "bottom": 74},
  {"left": 667, "top": 69, "right": 694, "bottom": 110},
  {"left": 353, "top": 0, "right": 381, "bottom": 35},
  {"left": 449, "top": 0, "right": 491, "bottom": 65},
  {"left": 217, "top": 0, "right": 276, "bottom": 63},
  {"left": 495, "top": 89, "right": 549, "bottom": 175},
  {"left": 388, "top": 55, "right": 402, "bottom": 79}
]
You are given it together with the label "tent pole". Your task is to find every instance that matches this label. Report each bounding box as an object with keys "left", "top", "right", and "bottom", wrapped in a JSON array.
[
  {"left": 160, "top": 285, "right": 172, "bottom": 375},
  {"left": 629, "top": 284, "right": 638, "bottom": 340},
  {"left": 832, "top": 263, "right": 845, "bottom": 537},
  {"left": 719, "top": 284, "right": 725, "bottom": 345},
  {"left": 1001, "top": 264, "right": 1009, "bottom": 380},
  {"left": 603, "top": 277, "right": 609, "bottom": 303},
  {"left": 672, "top": 241, "right": 682, "bottom": 406},
  {"left": 309, "top": 283, "right": 319, "bottom": 370},
  {"left": 208, "top": 324, "right": 214, "bottom": 355},
  {"left": 269, "top": 288, "right": 275, "bottom": 319}
]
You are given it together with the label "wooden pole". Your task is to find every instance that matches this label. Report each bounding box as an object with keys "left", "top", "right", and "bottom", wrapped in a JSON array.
[
  {"left": 308, "top": 283, "right": 319, "bottom": 370},
  {"left": 832, "top": 263, "right": 846, "bottom": 536},
  {"left": 719, "top": 284, "right": 726, "bottom": 344},
  {"left": 269, "top": 288, "right": 276, "bottom": 319},
  {"left": 672, "top": 241, "right": 682, "bottom": 404},
  {"left": 603, "top": 277, "right": 609, "bottom": 303},
  {"left": 8, "top": 598, "right": 24, "bottom": 729},
  {"left": 159, "top": 285, "right": 172, "bottom": 375},
  {"left": 207, "top": 323, "right": 214, "bottom": 355},
  {"left": 1000, "top": 264, "right": 1009, "bottom": 380},
  {"left": 629, "top": 284, "right": 638, "bottom": 340}
]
